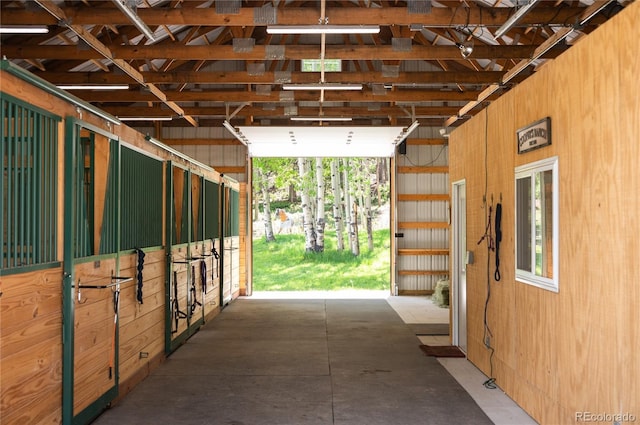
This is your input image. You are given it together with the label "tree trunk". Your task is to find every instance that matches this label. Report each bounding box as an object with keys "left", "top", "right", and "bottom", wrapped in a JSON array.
[
  {"left": 376, "top": 158, "right": 387, "bottom": 206},
  {"left": 364, "top": 162, "right": 374, "bottom": 251},
  {"left": 315, "top": 157, "right": 325, "bottom": 252},
  {"left": 343, "top": 158, "right": 353, "bottom": 253},
  {"left": 257, "top": 169, "right": 276, "bottom": 242},
  {"left": 330, "top": 159, "right": 344, "bottom": 251},
  {"left": 252, "top": 194, "right": 260, "bottom": 221},
  {"left": 351, "top": 201, "right": 360, "bottom": 256},
  {"left": 298, "top": 157, "right": 316, "bottom": 252},
  {"left": 288, "top": 184, "right": 297, "bottom": 203}
]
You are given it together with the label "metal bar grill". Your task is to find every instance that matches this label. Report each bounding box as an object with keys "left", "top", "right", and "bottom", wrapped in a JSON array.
[
  {"left": 99, "top": 140, "right": 118, "bottom": 254},
  {"left": 1, "top": 94, "right": 59, "bottom": 269},
  {"left": 204, "top": 179, "right": 220, "bottom": 240},
  {"left": 120, "top": 146, "right": 163, "bottom": 250}
]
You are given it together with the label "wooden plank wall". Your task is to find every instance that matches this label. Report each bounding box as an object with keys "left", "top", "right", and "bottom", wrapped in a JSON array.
[
  {"left": 230, "top": 236, "right": 241, "bottom": 297},
  {"left": 1, "top": 69, "right": 247, "bottom": 424},
  {"left": 118, "top": 249, "right": 166, "bottom": 391},
  {"left": 202, "top": 239, "right": 222, "bottom": 320},
  {"left": 448, "top": 3, "right": 639, "bottom": 423},
  {"left": 170, "top": 246, "right": 193, "bottom": 338},
  {"left": 0, "top": 267, "right": 64, "bottom": 424},
  {"left": 73, "top": 259, "right": 119, "bottom": 414},
  {"left": 238, "top": 183, "right": 250, "bottom": 296},
  {"left": 1, "top": 70, "right": 91, "bottom": 425}
]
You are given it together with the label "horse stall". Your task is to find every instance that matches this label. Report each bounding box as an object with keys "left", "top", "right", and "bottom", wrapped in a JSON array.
[{"left": 0, "top": 61, "right": 246, "bottom": 425}]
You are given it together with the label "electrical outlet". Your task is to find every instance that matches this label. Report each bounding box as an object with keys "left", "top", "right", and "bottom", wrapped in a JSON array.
[{"left": 484, "top": 336, "right": 491, "bottom": 348}]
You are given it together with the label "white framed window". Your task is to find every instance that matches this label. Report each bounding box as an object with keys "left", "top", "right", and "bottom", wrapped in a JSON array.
[{"left": 515, "top": 156, "right": 559, "bottom": 292}]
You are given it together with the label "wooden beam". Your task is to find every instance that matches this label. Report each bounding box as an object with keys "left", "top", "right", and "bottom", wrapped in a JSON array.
[
  {"left": 406, "top": 138, "right": 448, "bottom": 145},
  {"left": 398, "top": 248, "right": 449, "bottom": 256},
  {"left": 398, "top": 222, "right": 449, "bottom": 229},
  {"left": 101, "top": 105, "right": 461, "bottom": 119},
  {"left": 397, "top": 194, "right": 449, "bottom": 202},
  {"left": 398, "top": 270, "right": 449, "bottom": 276},
  {"left": 33, "top": 70, "right": 506, "bottom": 85},
  {"left": 3, "top": 7, "right": 599, "bottom": 27},
  {"left": 67, "top": 88, "right": 483, "bottom": 103},
  {"left": 212, "top": 166, "right": 246, "bottom": 174},
  {"left": 2, "top": 44, "right": 550, "bottom": 61},
  {"left": 397, "top": 166, "right": 449, "bottom": 174},
  {"left": 32, "top": 0, "right": 198, "bottom": 127},
  {"left": 397, "top": 289, "right": 434, "bottom": 296},
  {"left": 163, "top": 138, "right": 241, "bottom": 146}
]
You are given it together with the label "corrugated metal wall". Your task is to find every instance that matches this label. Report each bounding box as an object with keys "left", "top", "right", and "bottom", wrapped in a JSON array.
[{"left": 395, "top": 127, "right": 449, "bottom": 293}]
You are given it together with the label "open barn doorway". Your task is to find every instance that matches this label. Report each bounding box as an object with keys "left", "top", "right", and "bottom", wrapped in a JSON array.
[{"left": 250, "top": 156, "right": 392, "bottom": 296}]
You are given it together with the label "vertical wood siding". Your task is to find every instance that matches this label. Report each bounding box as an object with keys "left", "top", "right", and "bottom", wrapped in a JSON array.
[{"left": 449, "top": 4, "right": 640, "bottom": 423}]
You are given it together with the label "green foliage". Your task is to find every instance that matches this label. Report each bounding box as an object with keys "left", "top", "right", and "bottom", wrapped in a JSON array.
[
  {"left": 269, "top": 200, "right": 296, "bottom": 211},
  {"left": 253, "top": 157, "right": 390, "bottom": 217},
  {"left": 253, "top": 229, "right": 390, "bottom": 291}
]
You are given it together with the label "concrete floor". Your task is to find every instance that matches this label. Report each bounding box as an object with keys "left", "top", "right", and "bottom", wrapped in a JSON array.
[{"left": 93, "top": 297, "right": 495, "bottom": 425}]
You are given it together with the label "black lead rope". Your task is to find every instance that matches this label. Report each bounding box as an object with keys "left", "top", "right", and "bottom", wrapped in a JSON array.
[
  {"left": 211, "top": 239, "right": 220, "bottom": 279},
  {"left": 190, "top": 265, "right": 201, "bottom": 314},
  {"left": 109, "top": 287, "right": 120, "bottom": 379},
  {"left": 494, "top": 203, "right": 502, "bottom": 282},
  {"left": 172, "top": 271, "right": 187, "bottom": 334},
  {"left": 477, "top": 204, "right": 495, "bottom": 252},
  {"left": 200, "top": 260, "right": 207, "bottom": 295},
  {"left": 135, "top": 248, "right": 145, "bottom": 304}
]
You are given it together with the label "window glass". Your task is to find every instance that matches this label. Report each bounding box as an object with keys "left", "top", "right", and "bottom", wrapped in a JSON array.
[
  {"left": 516, "top": 176, "right": 531, "bottom": 271},
  {"left": 515, "top": 157, "right": 558, "bottom": 292},
  {"left": 301, "top": 59, "right": 342, "bottom": 72}
]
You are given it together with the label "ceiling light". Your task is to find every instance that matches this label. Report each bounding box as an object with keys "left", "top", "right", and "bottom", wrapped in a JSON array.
[
  {"left": 290, "top": 117, "right": 353, "bottom": 122},
  {"left": 282, "top": 83, "right": 363, "bottom": 91},
  {"left": 57, "top": 84, "right": 130, "bottom": 90},
  {"left": 0, "top": 25, "right": 49, "bottom": 34},
  {"left": 119, "top": 116, "right": 172, "bottom": 121},
  {"left": 112, "top": 0, "right": 157, "bottom": 42},
  {"left": 456, "top": 41, "right": 474, "bottom": 59},
  {"left": 494, "top": 0, "right": 541, "bottom": 39},
  {"left": 267, "top": 25, "right": 380, "bottom": 35}
]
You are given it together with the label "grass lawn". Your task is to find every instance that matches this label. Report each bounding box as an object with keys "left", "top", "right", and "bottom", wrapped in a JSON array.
[{"left": 252, "top": 229, "right": 390, "bottom": 291}]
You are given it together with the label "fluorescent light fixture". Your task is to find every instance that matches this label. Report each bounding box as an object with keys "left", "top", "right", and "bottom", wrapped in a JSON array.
[
  {"left": 494, "top": 0, "right": 541, "bottom": 39},
  {"left": 119, "top": 116, "right": 173, "bottom": 121},
  {"left": 267, "top": 25, "right": 379, "bottom": 35},
  {"left": 283, "top": 83, "right": 363, "bottom": 91},
  {"left": 291, "top": 117, "right": 353, "bottom": 122},
  {"left": 57, "top": 84, "right": 129, "bottom": 90},
  {"left": 0, "top": 25, "right": 49, "bottom": 34},
  {"left": 111, "top": 0, "right": 157, "bottom": 42}
]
